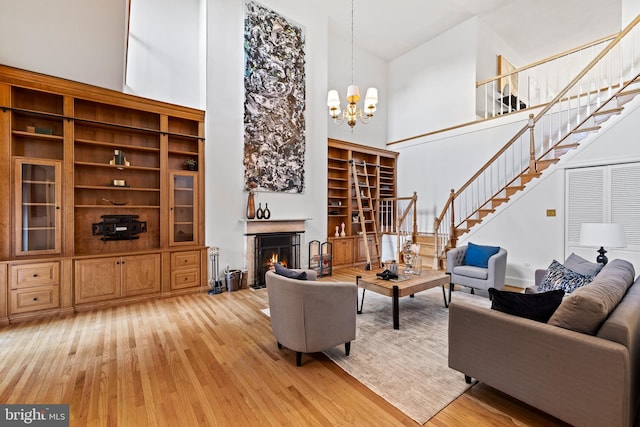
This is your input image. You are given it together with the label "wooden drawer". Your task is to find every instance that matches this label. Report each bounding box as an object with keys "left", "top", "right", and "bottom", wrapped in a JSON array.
[
  {"left": 171, "top": 269, "right": 200, "bottom": 290},
  {"left": 10, "top": 285, "right": 60, "bottom": 314},
  {"left": 10, "top": 262, "right": 60, "bottom": 289},
  {"left": 171, "top": 251, "right": 200, "bottom": 270}
]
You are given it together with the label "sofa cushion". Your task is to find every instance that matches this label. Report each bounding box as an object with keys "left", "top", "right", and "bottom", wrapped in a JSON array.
[
  {"left": 274, "top": 262, "right": 307, "bottom": 280},
  {"left": 548, "top": 259, "right": 635, "bottom": 335},
  {"left": 563, "top": 252, "right": 604, "bottom": 277},
  {"left": 464, "top": 242, "right": 500, "bottom": 268},
  {"left": 488, "top": 288, "right": 565, "bottom": 322},
  {"left": 538, "top": 260, "right": 594, "bottom": 294},
  {"left": 452, "top": 265, "right": 488, "bottom": 280}
]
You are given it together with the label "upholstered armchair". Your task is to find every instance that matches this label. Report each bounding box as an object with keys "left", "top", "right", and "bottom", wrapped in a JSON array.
[
  {"left": 446, "top": 243, "right": 507, "bottom": 305},
  {"left": 265, "top": 269, "right": 357, "bottom": 366}
]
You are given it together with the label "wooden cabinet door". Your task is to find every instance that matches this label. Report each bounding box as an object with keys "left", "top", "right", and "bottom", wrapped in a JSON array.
[
  {"left": 122, "top": 254, "right": 161, "bottom": 297},
  {"left": 332, "top": 238, "right": 353, "bottom": 266},
  {"left": 169, "top": 172, "right": 198, "bottom": 246},
  {"left": 74, "top": 257, "right": 121, "bottom": 304},
  {"left": 14, "top": 158, "right": 62, "bottom": 256}
]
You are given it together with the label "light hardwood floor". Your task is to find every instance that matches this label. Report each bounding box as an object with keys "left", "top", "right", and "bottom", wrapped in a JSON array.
[{"left": 0, "top": 268, "right": 571, "bottom": 426}]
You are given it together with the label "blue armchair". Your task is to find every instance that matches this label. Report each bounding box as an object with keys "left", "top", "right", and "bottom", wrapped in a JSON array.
[{"left": 445, "top": 245, "right": 507, "bottom": 305}]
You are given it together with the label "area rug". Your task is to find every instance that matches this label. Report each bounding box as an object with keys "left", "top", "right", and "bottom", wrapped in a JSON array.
[{"left": 323, "top": 287, "right": 491, "bottom": 425}]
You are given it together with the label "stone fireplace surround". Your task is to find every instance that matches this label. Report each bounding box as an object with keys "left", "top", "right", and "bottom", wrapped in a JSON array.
[{"left": 244, "top": 219, "right": 307, "bottom": 288}]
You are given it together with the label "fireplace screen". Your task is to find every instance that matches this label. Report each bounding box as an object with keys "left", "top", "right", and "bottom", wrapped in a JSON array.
[{"left": 253, "top": 232, "right": 301, "bottom": 288}]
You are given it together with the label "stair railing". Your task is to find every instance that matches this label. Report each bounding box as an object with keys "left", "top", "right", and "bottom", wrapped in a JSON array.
[
  {"left": 434, "top": 15, "right": 640, "bottom": 268},
  {"left": 378, "top": 192, "right": 418, "bottom": 261},
  {"left": 477, "top": 33, "right": 617, "bottom": 119}
]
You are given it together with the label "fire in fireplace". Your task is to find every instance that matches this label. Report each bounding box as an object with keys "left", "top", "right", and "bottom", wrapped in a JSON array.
[{"left": 253, "top": 232, "right": 301, "bottom": 288}]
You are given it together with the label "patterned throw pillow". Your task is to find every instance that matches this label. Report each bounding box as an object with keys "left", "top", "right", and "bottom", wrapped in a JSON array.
[{"left": 538, "top": 260, "right": 594, "bottom": 294}]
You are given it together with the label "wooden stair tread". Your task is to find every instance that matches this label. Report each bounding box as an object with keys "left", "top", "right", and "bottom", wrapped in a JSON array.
[
  {"left": 491, "top": 197, "right": 509, "bottom": 209},
  {"left": 593, "top": 107, "right": 623, "bottom": 116},
  {"left": 617, "top": 87, "right": 640, "bottom": 97},
  {"left": 554, "top": 142, "right": 580, "bottom": 150},
  {"left": 520, "top": 173, "right": 541, "bottom": 184},
  {"left": 505, "top": 185, "right": 525, "bottom": 197},
  {"left": 572, "top": 126, "right": 601, "bottom": 134}
]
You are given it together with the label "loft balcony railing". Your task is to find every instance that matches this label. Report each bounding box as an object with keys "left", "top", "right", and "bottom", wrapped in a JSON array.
[
  {"left": 477, "top": 33, "right": 618, "bottom": 118},
  {"left": 434, "top": 15, "right": 640, "bottom": 268}
]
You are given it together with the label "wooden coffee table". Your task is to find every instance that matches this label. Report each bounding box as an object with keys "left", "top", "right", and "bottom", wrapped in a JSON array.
[{"left": 356, "top": 270, "right": 450, "bottom": 329}]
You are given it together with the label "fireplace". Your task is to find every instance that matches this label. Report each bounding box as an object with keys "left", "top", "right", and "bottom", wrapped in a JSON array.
[{"left": 251, "top": 232, "right": 301, "bottom": 288}]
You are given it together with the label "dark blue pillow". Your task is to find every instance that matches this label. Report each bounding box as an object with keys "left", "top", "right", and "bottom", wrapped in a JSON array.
[
  {"left": 464, "top": 242, "right": 501, "bottom": 268},
  {"left": 274, "top": 262, "right": 307, "bottom": 280}
]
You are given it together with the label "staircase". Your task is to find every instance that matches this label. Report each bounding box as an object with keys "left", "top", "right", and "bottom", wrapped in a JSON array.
[{"left": 432, "top": 15, "right": 640, "bottom": 269}]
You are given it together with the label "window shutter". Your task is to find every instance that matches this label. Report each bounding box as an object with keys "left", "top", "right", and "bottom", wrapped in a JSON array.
[
  {"left": 611, "top": 164, "right": 640, "bottom": 247},
  {"left": 566, "top": 167, "right": 605, "bottom": 244}
]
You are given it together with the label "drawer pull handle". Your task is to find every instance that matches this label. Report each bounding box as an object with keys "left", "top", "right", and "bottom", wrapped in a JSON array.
[
  {"left": 33, "top": 274, "right": 38, "bottom": 277},
  {"left": 33, "top": 297, "right": 38, "bottom": 301}
]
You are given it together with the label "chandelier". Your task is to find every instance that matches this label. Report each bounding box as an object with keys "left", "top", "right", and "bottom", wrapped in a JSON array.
[{"left": 327, "top": 0, "right": 378, "bottom": 130}]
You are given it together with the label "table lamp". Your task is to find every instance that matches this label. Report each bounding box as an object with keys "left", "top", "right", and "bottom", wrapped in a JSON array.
[{"left": 579, "top": 223, "right": 626, "bottom": 265}]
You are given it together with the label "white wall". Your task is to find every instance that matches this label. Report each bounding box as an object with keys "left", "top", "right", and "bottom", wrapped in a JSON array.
[
  {"left": 0, "top": 0, "right": 127, "bottom": 91},
  {"left": 125, "top": 0, "right": 205, "bottom": 109},
  {"left": 387, "top": 18, "right": 478, "bottom": 143},
  {"left": 206, "top": 0, "right": 329, "bottom": 271},
  {"left": 623, "top": 0, "right": 640, "bottom": 26},
  {"left": 327, "top": 29, "right": 388, "bottom": 147}
]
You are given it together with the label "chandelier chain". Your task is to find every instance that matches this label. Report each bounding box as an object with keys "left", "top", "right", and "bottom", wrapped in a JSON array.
[{"left": 351, "top": 0, "right": 355, "bottom": 84}]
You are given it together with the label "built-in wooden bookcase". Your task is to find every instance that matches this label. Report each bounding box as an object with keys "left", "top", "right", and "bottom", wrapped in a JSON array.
[
  {"left": 10, "top": 87, "right": 64, "bottom": 160},
  {"left": 327, "top": 139, "right": 397, "bottom": 268},
  {"left": 73, "top": 100, "right": 163, "bottom": 255},
  {"left": 0, "top": 65, "right": 207, "bottom": 324}
]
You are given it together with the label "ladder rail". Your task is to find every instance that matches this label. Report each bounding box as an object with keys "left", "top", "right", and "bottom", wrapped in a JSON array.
[{"left": 350, "top": 160, "right": 381, "bottom": 269}]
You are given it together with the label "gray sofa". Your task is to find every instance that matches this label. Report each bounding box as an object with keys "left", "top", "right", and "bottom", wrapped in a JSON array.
[
  {"left": 449, "top": 259, "right": 640, "bottom": 427},
  {"left": 265, "top": 269, "right": 357, "bottom": 366}
]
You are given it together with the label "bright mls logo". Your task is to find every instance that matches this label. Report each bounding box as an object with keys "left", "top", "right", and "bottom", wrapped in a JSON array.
[{"left": 1, "top": 405, "right": 69, "bottom": 426}]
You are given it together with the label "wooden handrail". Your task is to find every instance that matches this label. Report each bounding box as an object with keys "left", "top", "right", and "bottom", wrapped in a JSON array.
[
  {"left": 531, "top": 14, "right": 640, "bottom": 125},
  {"left": 476, "top": 32, "right": 618, "bottom": 87}
]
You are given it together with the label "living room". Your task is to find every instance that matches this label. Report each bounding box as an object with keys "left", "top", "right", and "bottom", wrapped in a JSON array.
[
  {"left": 2, "top": 0, "right": 639, "bottom": 279},
  {"left": 1, "top": 0, "right": 640, "bottom": 426}
]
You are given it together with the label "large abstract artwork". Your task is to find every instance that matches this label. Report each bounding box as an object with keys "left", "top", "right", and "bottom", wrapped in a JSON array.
[{"left": 244, "top": 1, "right": 306, "bottom": 193}]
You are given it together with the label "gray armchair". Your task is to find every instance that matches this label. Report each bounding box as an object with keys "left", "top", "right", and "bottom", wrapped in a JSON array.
[
  {"left": 265, "top": 269, "right": 357, "bottom": 366},
  {"left": 446, "top": 245, "right": 507, "bottom": 304}
]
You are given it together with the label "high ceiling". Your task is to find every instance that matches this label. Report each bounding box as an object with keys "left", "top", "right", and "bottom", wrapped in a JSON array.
[{"left": 326, "top": 0, "right": 623, "bottom": 64}]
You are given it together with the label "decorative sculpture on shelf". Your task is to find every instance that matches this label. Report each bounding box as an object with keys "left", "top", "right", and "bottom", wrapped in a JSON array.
[
  {"left": 335, "top": 226, "right": 340, "bottom": 237},
  {"left": 340, "top": 222, "right": 346, "bottom": 237}
]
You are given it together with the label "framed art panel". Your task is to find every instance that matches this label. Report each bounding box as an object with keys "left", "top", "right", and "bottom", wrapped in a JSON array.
[{"left": 243, "top": 1, "right": 306, "bottom": 193}]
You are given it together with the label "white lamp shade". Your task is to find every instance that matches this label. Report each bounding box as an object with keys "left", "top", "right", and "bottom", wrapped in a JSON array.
[
  {"left": 579, "top": 223, "right": 626, "bottom": 248},
  {"left": 346, "top": 85, "right": 360, "bottom": 103},
  {"left": 364, "top": 87, "right": 378, "bottom": 106},
  {"left": 327, "top": 90, "right": 341, "bottom": 107}
]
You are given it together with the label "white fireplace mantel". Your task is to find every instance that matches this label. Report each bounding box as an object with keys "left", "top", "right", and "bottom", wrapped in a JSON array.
[{"left": 242, "top": 218, "right": 311, "bottom": 235}]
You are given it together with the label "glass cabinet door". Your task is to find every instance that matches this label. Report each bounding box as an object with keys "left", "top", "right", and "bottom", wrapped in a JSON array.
[
  {"left": 170, "top": 171, "right": 198, "bottom": 245},
  {"left": 14, "top": 158, "right": 62, "bottom": 255}
]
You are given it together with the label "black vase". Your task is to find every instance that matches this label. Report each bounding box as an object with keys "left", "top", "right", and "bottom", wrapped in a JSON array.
[
  {"left": 263, "top": 203, "right": 271, "bottom": 219},
  {"left": 256, "top": 203, "right": 264, "bottom": 219}
]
